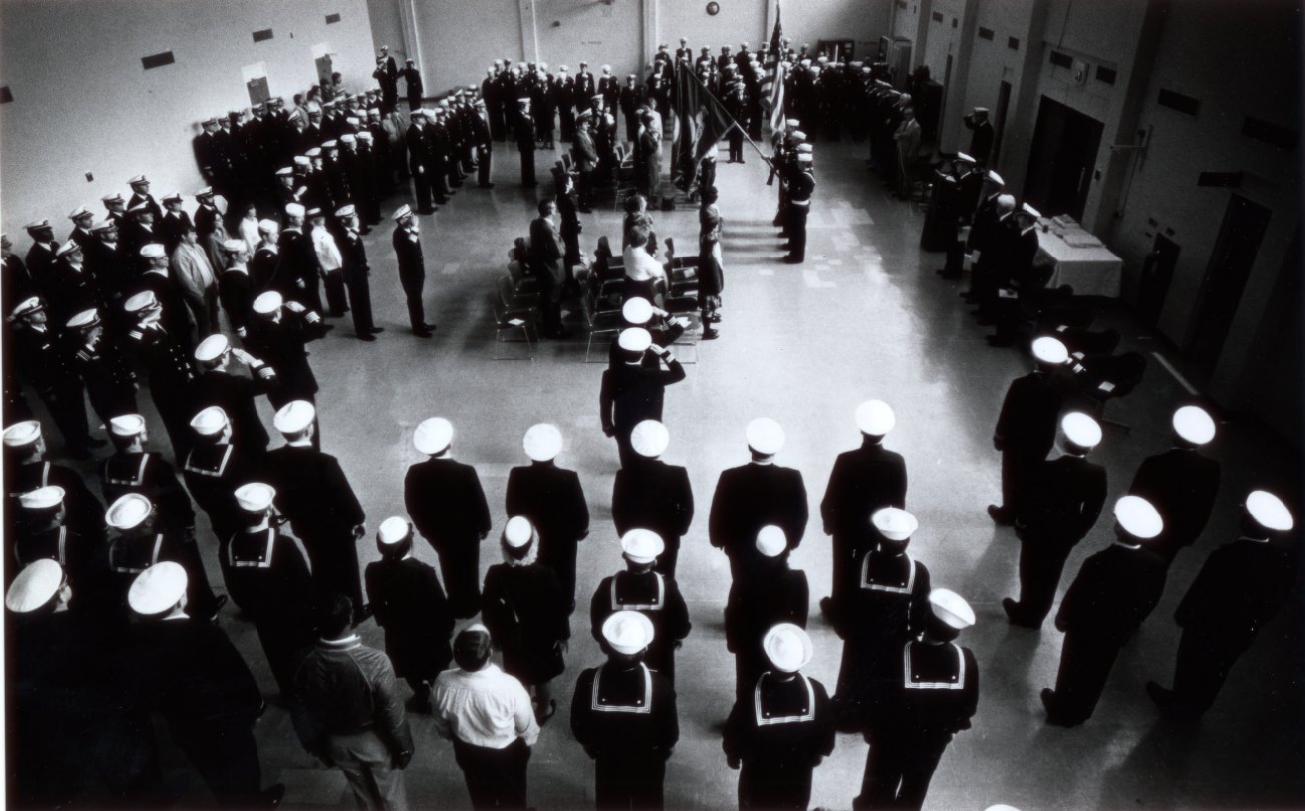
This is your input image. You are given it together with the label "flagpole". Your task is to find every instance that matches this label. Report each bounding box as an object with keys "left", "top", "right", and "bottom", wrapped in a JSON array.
[{"left": 685, "top": 69, "right": 776, "bottom": 165}]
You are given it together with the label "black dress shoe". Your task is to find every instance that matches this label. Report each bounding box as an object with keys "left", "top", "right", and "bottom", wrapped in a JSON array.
[
  {"left": 479, "top": 183, "right": 495, "bottom": 189},
  {"left": 702, "top": 328, "right": 720, "bottom": 340},
  {"left": 1040, "top": 688, "right": 1058, "bottom": 718},
  {"left": 783, "top": 256, "right": 804, "bottom": 264},
  {"left": 1003, "top": 598, "right": 1040, "bottom": 628},
  {"left": 370, "top": 327, "right": 386, "bottom": 333},
  {"left": 356, "top": 333, "right": 377, "bottom": 341},
  {"left": 202, "top": 595, "right": 229, "bottom": 622},
  {"left": 413, "top": 329, "right": 432, "bottom": 338},
  {"left": 422, "top": 323, "right": 437, "bottom": 331},
  {"left": 987, "top": 504, "right": 1013, "bottom": 525}
]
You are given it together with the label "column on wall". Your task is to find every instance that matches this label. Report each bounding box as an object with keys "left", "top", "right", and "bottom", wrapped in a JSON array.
[{"left": 399, "top": 0, "right": 426, "bottom": 97}]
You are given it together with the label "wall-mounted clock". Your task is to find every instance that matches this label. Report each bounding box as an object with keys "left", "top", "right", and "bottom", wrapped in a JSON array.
[{"left": 706, "top": 2, "right": 720, "bottom": 15}]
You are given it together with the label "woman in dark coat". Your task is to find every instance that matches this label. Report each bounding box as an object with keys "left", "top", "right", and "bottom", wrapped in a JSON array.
[
  {"left": 482, "top": 516, "right": 571, "bottom": 723},
  {"left": 698, "top": 188, "right": 725, "bottom": 339}
]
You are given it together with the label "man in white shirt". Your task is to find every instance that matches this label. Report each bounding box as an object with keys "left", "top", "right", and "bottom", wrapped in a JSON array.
[
  {"left": 171, "top": 225, "right": 220, "bottom": 337},
  {"left": 432, "top": 625, "right": 539, "bottom": 810}
]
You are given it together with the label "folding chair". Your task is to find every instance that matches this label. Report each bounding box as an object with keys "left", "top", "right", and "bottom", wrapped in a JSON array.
[
  {"left": 493, "top": 276, "right": 540, "bottom": 360},
  {"left": 583, "top": 282, "right": 625, "bottom": 363}
]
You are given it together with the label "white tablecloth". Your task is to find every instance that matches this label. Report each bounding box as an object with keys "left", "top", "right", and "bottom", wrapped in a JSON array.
[{"left": 1035, "top": 220, "right": 1123, "bottom": 298}]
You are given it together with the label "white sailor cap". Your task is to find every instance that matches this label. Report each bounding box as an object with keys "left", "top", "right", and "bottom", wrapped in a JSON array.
[
  {"left": 984, "top": 807, "right": 1021, "bottom": 811},
  {"left": 872, "top": 507, "right": 918, "bottom": 541},
  {"left": 285, "top": 203, "right": 306, "bottom": 218},
  {"left": 393, "top": 204, "right": 414, "bottom": 221},
  {"left": 273, "top": 400, "right": 316, "bottom": 434},
  {"left": 292, "top": 156, "right": 311, "bottom": 169},
  {"left": 222, "top": 238, "right": 248, "bottom": 253},
  {"left": 414, "top": 417, "right": 454, "bottom": 455},
  {"left": 275, "top": 167, "right": 294, "bottom": 177},
  {"left": 622, "top": 297, "right": 653, "bottom": 325},
  {"left": 602, "top": 610, "right": 655, "bottom": 654},
  {"left": 795, "top": 144, "right": 814, "bottom": 154},
  {"left": 257, "top": 219, "right": 279, "bottom": 234},
  {"left": 106, "top": 493, "right": 153, "bottom": 530},
  {"left": 322, "top": 139, "right": 340, "bottom": 148},
  {"left": 234, "top": 482, "right": 276, "bottom": 513},
  {"left": 378, "top": 516, "right": 413, "bottom": 545},
  {"left": 1114, "top": 495, "right": 1163, "bottom": 540},
  {"left": 306, "top": 147, "right": 323, "bottom": 157},
  {"left": 631, "top": 420, "right": 669, "bottom": 458},
  {"left": 996, "top": 194, "right": 1016, "bottom": 210},
  {"left": 746, "top": 417, "right": 785, "bottom": 455},
  {"left": 785, "top": 118, "right": 800, "bottom": 129},
  {"left": 90, "top": 221, "right": 117, "bottom": 234},
  {"left": 336, "top": 204, "right": 357, "bottom": 219},
  {"left": 756, "top": 525, "right": 787, "bottom": 557},
  {"left": 127, "top": 561, "right": 188, "bottom": 616},
  {"left": 189, "top": 406, "right": 229, "bottom": 437},
  {"left": 503, "top": 515, "right": 534, "bottom": 548},
  {"left": 66, "top": 309, "right": 100, "bottom": 331},
  {"left": 618, "top": 327, "right": 653, "bottom": 354},
  {"left": 109, "top": 414, "right": 146, "bottom": 438},
  {"left": 68, "top": 206, "right": 93, "bottom": 220},
  {"left": 523, "top": 423, "right": 562, "bottom": 462},
  {"left": 1246, "top": 490, "right": 1294, "bottom": 532},
  {"left": 855, "top": 400, "right": 896, "bottom": 436},
  {"left": 19, "top": 485, "right": 65, "bottom": 511},
  {"left": 1031, "top": 336, "right": 1069, "bottom": 365},
  {"left": 3, "top": 421, "right": 42, "bottom": 448},
  {"left": 357, "top": 131, "right": 373, "bottom": 142},
  {"left": 797, "top": 153, "right": 814, "bottom": 164},
  {"left": 986, "top": 170, "right": 1005, "bottom": 184},
  {"left": 929, "top": 588, "right": 975, "bottom": 630},
  {"left": 194, "top": 333, "right": 230, "bottom": 363},
  {"left": 252, "top": 290, "right": 282, "bottom": 314},
  {"left": 5, "top": 559, "right": 66, "bottom": 613},
  {"left": 1060, "top": 412, "right": 1102, "bottom": 451},
  {"left": 621, "top": 528, "right": 665, "bottom": 564},
  {"left": 140, "top": 243, "right": 166, "bottom": 259},
  {"left": 340, "top": 134, "right": 357, "bottom": 144},
  {"left": 763, "top": 623, "right": 813, "bottom": 672},
  {"left": 1172, "top": 405, "right": 1216, "bottom": 445},
  {"left": 791, "top": 130, "right": 807, "bottom": 141}
]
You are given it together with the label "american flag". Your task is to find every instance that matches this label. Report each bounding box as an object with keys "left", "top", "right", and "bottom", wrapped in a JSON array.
[{"left": 760, "top": 0, "right": 785, "bottom": 134}]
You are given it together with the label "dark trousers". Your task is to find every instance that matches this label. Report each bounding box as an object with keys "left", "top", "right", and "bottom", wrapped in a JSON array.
[
  {"left": 170, "top": 717, "right": 263, "bottom": 807},
  {"left": 345, "top": 275, "right": 375, "bottom": 335},
  {"left": 1013, "top": 535, "right": 1076, "bottom": 624},
  {"left": 520, "top": 150, "right": 536, "bottom": 187},
  {"left": 454, "top": 737, "right": 529, "bottom": 810},
  {"left": 540, "top": 281, "right": 564, "bottom": 336},
  {"left": 302, "top": 529, "right": 365, "bottom": 611},
  {"left": 651, "top": 539, "right": 679, "bottom": 581},
  {"left": 829, "top": 533, "right": 858, "bottom": 608},
  {"left": 1170, "top": 626, "right": 1250, "bottom": 714},
  {"left": 431, "top": 161, "right": 451, "bottom": 199},
  {"left": 1050, "top": 630, "right": 1122, "bottom": 724},
  {"left": 86, "top": 383, "right": 139, "bottom": 433},
  {"left": 434, "top": 539, "right": 482, "bottom": 619},
  {"left": 854, "top": 730, "right": 950, "bottom": 811},
  {"left": 1000, "top": 449, "right": 1039, "bottom": 515},
  {"left": 786, "top": 205, "right": 809, "bottom": 261},
  {"left": 254, "top": 616, "right": 312, "bottom": 696},
  {"left": 185, "top": 289, "right": 222, "bottom": 338},
  {"left": 595, "top": 755, "right": 666, "bottom": 811},
  {"left": 43, "top": 382, "right": 93, "bottom": 450},
  {"left": 538, "top": 540, "right": 577, "bottom": 612},
  {"left": 739, "top": 759, "right": 814, "bottom": 811},
  {"left": 176, "top": 535, "right": 221, "bottom": 616},
  {"left": 323, "top": 270, "right": 349, "bottom": 317},
  {"left": 400, "top": 273, "right": 426, "bottom": 331},
  {"left": 728, "top": 129, "right": 745, "bottom": 163},
  {"left": 834, "top": 636, "right": 896, "bottom": 728},
  {"left": 413, "top": 169, "right": 433, "bottom": 212},
  {"left": 478, "top": 148, "right": 494, "bottom": 187}
]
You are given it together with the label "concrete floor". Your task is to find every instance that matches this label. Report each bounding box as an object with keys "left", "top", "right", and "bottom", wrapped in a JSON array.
[{"left": 50, "top": 137, "right": 1305, "bottom": 810}]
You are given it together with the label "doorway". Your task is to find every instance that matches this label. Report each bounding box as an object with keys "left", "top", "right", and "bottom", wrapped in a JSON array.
[
  {"left": 1137, "top": 234, "right": 1179, "bottom": 329},
  {"left": 1023, "top": 96, "right": 1104, "bottom": 219},
  {"left": 1186, "top": 194, "right": 1272, "bottom": 374},
  {"left": 992, "top": 80, "right": 1011, "bottom": 167}
]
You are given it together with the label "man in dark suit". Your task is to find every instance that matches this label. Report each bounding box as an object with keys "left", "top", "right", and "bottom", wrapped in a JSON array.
[
  {"left": 277, "top": 203, "right": 324, "bottom": 314},
  {"left": 600, "top": 329, "right": 687, "bottom": 467},
  {"left": 157, "top": 192, "right": 193, "bottom": 256},
  {"left": 403, "top": 58, "right": 424, "bottom": 111},
  {"left": 1128, "top": 405, "right": 1222, "bottom": 564},
  {"left": 244, "top": 290, "right": 327, "bottom": 448},
  {"left": 335, "top": 204, "right": 379, "bottom": 339},
  {"left": 7, "top": 296, "right": 99, "bottom": 457},
  {"left": 1004, "top": 412, "right": 1108, "bottom": 627},
  {"left": 988, "top": 336, "right": 1070, "bottom": 526},
  {"left": 23, "top": 219, "right": 60, "bottom": 291},
  {"left": 132, "top": 242, "right": 194, "bottom": 352},
  {"left": 1043, "top": 496, "right": 1168, "bottom": 727},
  {"left": 126, "top": 175, "right": 164, "bottom": 222},
  {"left": 192, "top": 333, "right": 276, "bottom": 454},
  {"left": 528, "top": 198, "right": 569, "bottom": 337},
  {"left": 392, "top": 205, "right": 435, "bottom": 337},
  {"left": 709, "top": 418, "right": 809, "bottom": 580},
  {"left": 264, "top": 400, "right": 369, "bottom": 619},
  {"left": 506, "top": 423, "right": 590, "bottom": 612},
  {"left": 618, "top": 74, "right": 644, "bottom": 144},
  {"left": 120, "top": 289, "right": 198, "bottom": 460},
  {"left": 402, "top": 417, "right": 492, "bottom": 619},
  {"left": 1147, "top": 490, "right": 1296, "bottom": 718},
  {"left": 516, "top": 99, "right": 537, "bottom": 188},
  {"left": 962, "top": 107, "right": 995, "bottom": 164},
  {"left": 611, "top": 420, "right": 693, "bottom": 579},
  {"left": 820, "top": 400, "right": 907, "bottom": 618}
]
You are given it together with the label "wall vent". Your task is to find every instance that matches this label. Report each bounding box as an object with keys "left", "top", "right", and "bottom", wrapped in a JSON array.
[
  {"left": 1196, "top": 171, "right": 1242, "bottom": 188},
  {"left": 1242, "top": 116, "right": 1298, "bottom": 151},
  {"left": 931, "top": 11, "right": 944, "bottom": 22},
  {"left": 141, "top": 51, "right": 176, "bottom": 70},
  {"left": 253, "top": 28, "right": 274, "bottom": 43},
  {"left": 1007, "top": 36, "right": 1020, "bottom": 50},
  {"left": 325, "top": 13, "right": 341, "bottom": 24},
  {"left": 1157, "top": 88, "right": 1200, "bottom": 117},
  {"left": 0, "top": 86, "right": 12, "bottom": 104},
  {"left": 1095, "top": 65, "right": 1117, "bottom": 85},
  {"left": 1049, "top": 50, "right": 1073, "bottom": 69},
  {"left": 978, "top": 26, "right": 994, "bottom": 40}
]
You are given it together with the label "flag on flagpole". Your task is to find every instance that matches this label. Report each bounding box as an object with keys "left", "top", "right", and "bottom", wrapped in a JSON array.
[
  {"left": 760, "top": 0, "right": 785, "bottom": 134},
  {"left": 690, "top": 72, "right": 735, "bottom": 162},
  {"left": 768, "top": 60, "right": 786, "bottom": 136}
]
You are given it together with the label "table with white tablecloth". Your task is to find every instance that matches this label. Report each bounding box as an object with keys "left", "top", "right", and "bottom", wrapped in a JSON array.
[{"left": 1034, "top": 217, "right": 1124, "bottom": 298}]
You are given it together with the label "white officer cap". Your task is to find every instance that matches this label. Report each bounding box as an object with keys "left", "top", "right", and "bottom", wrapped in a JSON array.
[
  {"left": 11, "top": 296, "right": 44, "bottom": 318},
  {"left": 791, "top": 130, "right": 807, "bottom": 141},
  {"left": 785, "top": 118, "right": 800, "bottom": 129},
  {"left": 986, "top": 170, "right": 1005, "bottom": 184},
  {"left": 523, "top": 423, "right": 562, "bottom": 462},
  {"left": 622, "top": 297, "right": 654, "bottom": 325},
  {"left": 414, "top": 417, "right": 454, "bottom": 455},
  {"left": 797, "top": 153, "right": 814, "bottom": 164},
  {"left": 322, "top": 139, "right": 340, "bottom": 148},
  {"left": 234, "top": 482, "right": 276, "bottom": 513},
  {"left": 755, "top": 525, "right": 787, "bottom": 557},
  {"left": 336, "top": 204, "right": 357, "bottom": 219},
  {"left": 1060, "top": 412, "right": 1102, "bottom": 451},
  {"left": 293, "top": 156, "right": 311, "bottom": 168},
  {"left": 984, "top": 807, "right": 1020, "bottom": 811},
  {"left": 378, "top": 516, "right": 413, "bottom": 545},
  {"left": 1031, "top": 336, "right": 1069, "bottom": 365},
  {"left": 872, "top": 507, "right": 918, "bottom": 541},
  {"left": 855, "top": 400, "right": 896, "bottom": 436},
  {"left": 602, "top": 610, "right": 656, "bottom": 654},
  {"left": 68, "top": 205, "right": 93, "bottom": 220},
  {"left": 746, "top": 418, "right": 785, "bottom": 456},
  {"left": 102, "top": 192, "right": 125, "bottom": 204},
  {"left": 1022, "top": 203, "right": 1041, "bottom": 218},
  {"left": 55, "top": 241, "right": 82, "bottom": 259},
  {"left": 3, "top": 420, "right": 42, "bottom": 448},
  {"left": 273, "top": 400, "right": 316, "bottom": 435},
  {"left": 1114, "top": 495, "right": 1163, "bottom": 540},
  {"left": 5, "top": 559, "right": 66, "bottom": 613},
  {"left": 275, "top": 167, "right": 294, "bottom": 177},
  {"left": 106, "top": 493, "right": 153, "bottom": 530},
  {"left": 109, "top": 414, "right": 147, "bottom": 438},
  {"left": 194, "top": 333, "right": 230, "bottom": 363},
  {"left": 1172, "top": 405, "right": 1216, "bottom": 445},
  {"left": 129, "top": 174, "right": 149, "bottom": 185},
  {"left": 929, "top": 588, "right": 976, "bottom": 630},
  {"left": 19, "top": 485, "right": 64, "bottom": 511},
  {"left": 306, "top": 147, "right": 323, "bottom": 157},
  {"left": 189, "top": 406, "right": 229, "bottom": 437},
  {"left": 393, "top": 204, "right": 414, "bottom": 221},
  {"left": 196, "top": 186, "right": 214, "bottom": 198},
  {"left": 140, "top": 243, "right": 166, "bottom": 259},
  {"left": 503, "top": 515, "right": 534, "bottom": 548},
  {"left": 161, "top": 191, "right": 183, "bottom": 203},
  {"left": 252, "top": 290, "right": 283, "bottom": 314},
  {"left": 285, "top": 203, "right": 306, "bottom": 218},
  {"left": 222, "top": 238, "right": 247, "bottom": 254},
  {"left": 621, "top": 528, "right": 665, "bottom": 564},
  {"left": 127, "top": 561, "right": 188, "bottom": 616},
  {"left": 618, "top": 327, "right": 653, "bottom": 354},
  {"left": 763, "top": 623, "right": 813, "bottom": 672},
  {"left": 956, "top": 152, "right": 976, "bottom": 163},
  {"left": 257, "top": 219, "right": 279, "bottom": 234},
  {"left": 1246, "top": 490, "right": 1294, "bottom": 532},
  {"left": 340, "top": 134, "right": 357, "bottom": 144},
  {"left": 630, "top": 420, "right": 669, "bottom": 458},
  {"left": 67, "top": 309, "right": 100, "bottom": 330},
  {"left": 90, "top": 221, "right": 117, "bottom": 234}
]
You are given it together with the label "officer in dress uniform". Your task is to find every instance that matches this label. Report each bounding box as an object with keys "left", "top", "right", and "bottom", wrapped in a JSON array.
[
  {"left": 126, "top": 175, "right": 164, "bottom": 223},
  {"left": 506, "top": 423, "right": 590, "bottom": 612},
  {"left": 3, "top": 420, "right": 105, "bottom": 536},
  {"left": 277, "top": 203, "right": 325, "bottom": 313},
  {"left": 250, "top": 219, "right": 282, "bottom": 293},
  {"left": 403, "top": 417, "right": 492, "bottom": 619},
  {"left": 134, "top": 242, "right": 195, "bottom": 352},
  {"left": 104, "top": 493, "right": 219, "bottom": 623},
  {"left": 1004, "top": 412, "right": 1107, "bottom": 627},
  {"left": 833, "top": 508, "right": 932, "bottom": 731},
  {"left": 265, "top": 400, "right": 369, "bottom": 620},
  {"left": 611, "top": 420, "right": 693, "bottom": 579},
  {"left": 182, "top": 406, "right": 261, "bottom": 548},
  {"left": 572, "top": 611, "right": 680, "bottom": 811},
  {"left": 64, "top": 308, "right": 139, "bottom": 428},
  {"left": 365, "top": 516, "right": 455, "bottom": 714},
  {"left": 393, "top": 205, "right": 436, "bottom": 337},
  {"left": 600, "top": 328, "right": 688, "bottom": 467},
  {"left": 224, "top": 483, "right": 315, "bottom": 697},
  {"left": 192, "top": 333, "right": 277, "bottom": 454},
  {"left": 122, "top": 289, "right": 198, "bottom": 460},
  {"left": 516, "top": 99, "right": 537, "bottom": 187},
  {"left": 8, "top": 295, "right": 99, "bottom": 457},
  {"left": 1147, "top": 490, "right": 1296, "bottom": 717},
  {"left": 1128, "top": 405, "right": 1222, "bottom": 565},
  {"left": 725, "top": 526, "right": 810, "bottom": 702},
  {"left": 123, "top": 563, "right": 283, "bottom": 808},
  {"left": 853, "top": 589, "right": 979, "bottom": 811},
  {"left": 10, "top": 485, "right": 109, "bottom": 613},
  {"left": 244, "top": 290, "right": 328, "bottom": 449},
  {"left": 333, "top": 204, "right": 379, "bottom": 340},
  {"left": 782, "top": 154, "right": 815, "bottom": 264},
  {"left": 709, "top": 418, "right": 809, "bottom": 581},
  {"left": 820, "top": 400, "right": 907, "bottom": 618},
  {"left": 724, "top": 624, "right": 835, "bottom": 811},
  {"left": 607, "top": 298, "right": 688, "bottom": 369},
  {"left": 590, "top": 529, "right": 691, "bottom": 686},
  {"left": 218, "top": 239, "right": 256, "bottom": 336},
  {"left": 989, "top": 336, "right": 1070, "bottom": 525},
  {"left": 1042, "top": 496, "right": 1168, "bottom": 727}
]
